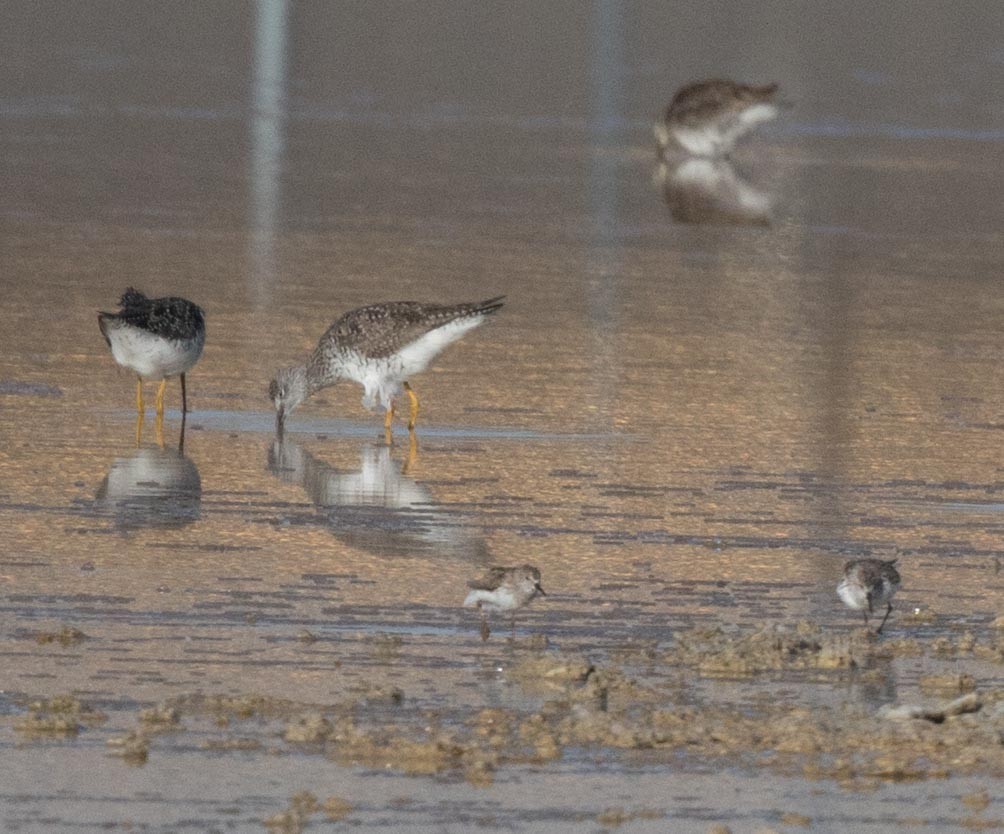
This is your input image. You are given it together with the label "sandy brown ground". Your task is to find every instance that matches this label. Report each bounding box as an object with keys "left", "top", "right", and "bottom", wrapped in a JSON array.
[{"left": 2, "top": 2, "right": 1004, "bottom": 832}]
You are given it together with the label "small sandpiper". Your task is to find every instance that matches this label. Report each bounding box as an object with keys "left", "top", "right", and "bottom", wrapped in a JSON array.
[
  {"left": 655, "top": 79, "right": 783, "bottom": 158},
  {"left": 98, "top": 288, "right": 206, "bottom": 418},
  {"left": 837, "top": 558, "right": 901, "bottom": 634},
  {"left": 464, "top": 564, "right": 545, "bottom": 641},
  {"left": 268, "top": 297, "right": 504, "bottom": 434}
]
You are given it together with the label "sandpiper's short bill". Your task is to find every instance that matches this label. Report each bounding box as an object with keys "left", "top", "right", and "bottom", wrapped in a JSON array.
[
  {"left": 98, "top": 288, "right": 205, "bottom": 418},
  {"left": 268, "top": 297, "right": 504, "bottom": 434},
  {"left": 655, "top": 78, "right": 783, "bottom": 158},
  {"left": 837, "top": 558, "right": 901, "bottom": 634}
]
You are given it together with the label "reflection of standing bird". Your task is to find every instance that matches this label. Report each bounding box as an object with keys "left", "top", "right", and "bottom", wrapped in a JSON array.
[
  {"left": 655, "top": 79, "right": 782, "bottom": 158},
  {"left": 267, "top": 438, "right": 491, "bottom": 562},
  {"left": 98, "top": 288, "right": 205, "bottom": 417},
  {"left": 268, "top": 298, "right": 504, "bottom": 434},
  {"left": 464, "top": 564, "right": 545, "bottom": 641},
  {"left": 95, "top": 446, "right": 202, "bottom": 530},
  {"left": 837, "top": 558, "right": 901, "bottom": 634}
]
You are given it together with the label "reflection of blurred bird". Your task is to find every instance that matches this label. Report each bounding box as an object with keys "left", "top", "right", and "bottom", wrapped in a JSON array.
[
  {"left": 98, "top": 288, "right": 205, "bottom": 417},
  {"left": 267, "top": 438, "right": 490, "bottom": 561},
  {"left": 95, "top": 447, "right": 201, "bottom": 530},
  {"left": 655, "top": 158, "right": 772, "bottom": 226},
  {"left": 464, "top": 564, "right": 545, "bottom": 641},
  {"left": 837, "top": 558, "right": 901, "bottom": 634},
  {"left": 268, "top": 298, "right": 504, "bottom": 434},
  {"left": 655, "top": 79, "right": 782, "bottom": 158}
]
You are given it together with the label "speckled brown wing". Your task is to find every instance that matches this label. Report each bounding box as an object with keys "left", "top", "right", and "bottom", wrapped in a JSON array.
[
  {"left": 466, "top": 566, "right": 510, "bottom": 591},
  {"left": 667, "top": 79, "right": 778, "bottom": 125},
  {"left": 320, "top": 298, "right": 504, "bottom": 359}
]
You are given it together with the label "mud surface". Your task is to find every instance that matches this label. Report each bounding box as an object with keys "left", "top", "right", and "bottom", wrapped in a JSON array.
[{"left": 2, "top": 2, "right": 1004, "bottom": 832}]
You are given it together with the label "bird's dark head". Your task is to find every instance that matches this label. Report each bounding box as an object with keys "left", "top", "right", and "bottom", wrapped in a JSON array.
[{"left": 524, "top": 564, "right": 546, "bottom": 597}]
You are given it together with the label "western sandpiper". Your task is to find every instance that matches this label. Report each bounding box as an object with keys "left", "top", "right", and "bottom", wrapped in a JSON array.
[
  {"left": 268, "top": 297, "right": 504, "bottom": 434},
  {"left": 464, "top": 564, "right": 545, "bottom": 641},
  {"left": 837, "top": 558, "right": 901, "bottom": 634},
  {"left": 655, "top": 79, "right": 783, "bottom": 158}
]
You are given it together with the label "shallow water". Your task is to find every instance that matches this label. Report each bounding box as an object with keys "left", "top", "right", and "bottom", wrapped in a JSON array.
[{"left": 2, "top": 1, "right": 1003, "bottom": 831}]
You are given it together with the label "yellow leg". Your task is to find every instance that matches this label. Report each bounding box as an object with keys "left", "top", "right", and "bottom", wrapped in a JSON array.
[
  {"left": 155, "top": 379, "right": 167, "bottom": 418},
  {"left": 384, "top": 403, "right": 395, "bottom": 430},
  {"left": 136, "top": 378, "right": 144, "bottom": 415},
  {"left": 402, "top": 430, "right": 418, "bottom": 475},
  {"left": 404, "top": 382, "right": 420, "bottom": 430}
]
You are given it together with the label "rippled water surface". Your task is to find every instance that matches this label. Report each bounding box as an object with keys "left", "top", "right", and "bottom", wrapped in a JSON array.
[{"left": 2, "top": 2, "right": 1003, "bottom": 832}]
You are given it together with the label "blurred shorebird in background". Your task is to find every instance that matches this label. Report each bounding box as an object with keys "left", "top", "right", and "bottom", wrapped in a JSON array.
[{"left": 655, "top": 79, "right": 784, "bottom": 158}]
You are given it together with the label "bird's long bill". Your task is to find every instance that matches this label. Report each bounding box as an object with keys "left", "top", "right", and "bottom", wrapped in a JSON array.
[{"left": 536, "top": 584, "right": 547, "bottom": 596}]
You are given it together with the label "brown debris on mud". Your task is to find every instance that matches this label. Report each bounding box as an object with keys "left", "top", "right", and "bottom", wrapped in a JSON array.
[{"left": 7, "top": 621, "right": 1002, "bottom": 787}]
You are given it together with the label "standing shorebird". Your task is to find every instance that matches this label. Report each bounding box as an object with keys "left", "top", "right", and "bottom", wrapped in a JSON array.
[
  {"left": 837, "top": 558, "right": 902, "bottom": 634},
  {"left": 268, "top": 297, "right": 504, "bottom": 434},
  {"left": 655, "top": 79, "right": 783, "bottom": 158},
  {"left": 98, "top": 288, "right": 206, "bottom": 420},
  {"left": 464, "top": 564, "right": 545, "bottom": 641}
]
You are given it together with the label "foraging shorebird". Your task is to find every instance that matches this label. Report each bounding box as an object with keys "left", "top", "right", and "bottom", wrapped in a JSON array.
[
  {"left": 655, "top": 79, "right": 783, "bottom": 158},
  {"left": 98, "top": 288, "right": 206, "bottom": 418},
  {"left": 464, "top": 564, "right": 545, "bottom": 640},
  {"left": 837, "top": 558, "right": 902, "bottom": 634},
  {"left": 268, "top": 297, "right": 504, "bottom": 434}
]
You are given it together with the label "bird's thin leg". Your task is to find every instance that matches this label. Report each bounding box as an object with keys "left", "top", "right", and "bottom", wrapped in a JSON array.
[
  {"left": 404, "top": 382, "right": 420, "bottom": 430},
  {"left": 479, "top": 613, "right": 490, "bottom": 642},
  {"left": 155, "top": 379, "right": 167, "bottom": 419},
  {"left": 155, "top": 412, "right": 165, "bottom": 449},
  {"left": 861, "top": 610, "right": 870, "bottom": 626},
  {"left": 876, "top": 603, "right": 893, "bottom": 635},
  {"left": 180, "top": 373, "right": 188, "bottom": 415},
  {"left": 178, "top": 409, "right": 187, "bottom": 453},
  {"left": 136, "top": 378, "right": 144, "bottom": 415},
  {"left": 384, "top": 403, "right": 395, "bottom": 430},
  {"left": 134, "top": 411, "right": 144, "bottom": 448}
]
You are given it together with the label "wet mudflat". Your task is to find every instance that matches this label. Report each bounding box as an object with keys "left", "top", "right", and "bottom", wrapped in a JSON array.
[{"left": 2, "top": 2, "right": 1004, "bottom": 832}]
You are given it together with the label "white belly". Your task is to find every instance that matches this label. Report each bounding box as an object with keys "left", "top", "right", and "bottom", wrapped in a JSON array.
[
  {"left": 463, "top": 587, "right": 520, "bottom": 611},
  {"left": 672, "top": 125, "right": 727, "bottom": 157},
  {"left": 836, "top": 579, "right": 868, "bottom": 610},
  {"left": 109, "top": 325, "right": 204, "bottom": 379},
  {"left": 343, "top": 315, "right": 487, "bottom": 411}
]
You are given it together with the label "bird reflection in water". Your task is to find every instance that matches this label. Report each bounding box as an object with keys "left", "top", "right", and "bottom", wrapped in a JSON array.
[
  {"left": 95, "top": 445, "right": 201, "bottom": 531},
  {"left": 267, "top": 437, "right": 490, "bottom": 562},
  {"left": 654, "top": 157, "right": 772, "bottom": 226}
]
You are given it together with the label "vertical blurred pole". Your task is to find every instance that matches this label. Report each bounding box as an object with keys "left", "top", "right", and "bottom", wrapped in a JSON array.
[
  {"left": 250, "top": 0, "right": 289, "bottom": 310},
  {"left": 588, "top": 0, "right": 624, "bottom": 426}
]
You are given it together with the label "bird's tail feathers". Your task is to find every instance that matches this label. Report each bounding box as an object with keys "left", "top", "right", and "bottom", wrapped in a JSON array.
[
  {"left": 97, "top": 312, "right": 116, "bottom": 346},
  {"left": 474, "top": 296, "right": 505, "bottom": 316}
]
